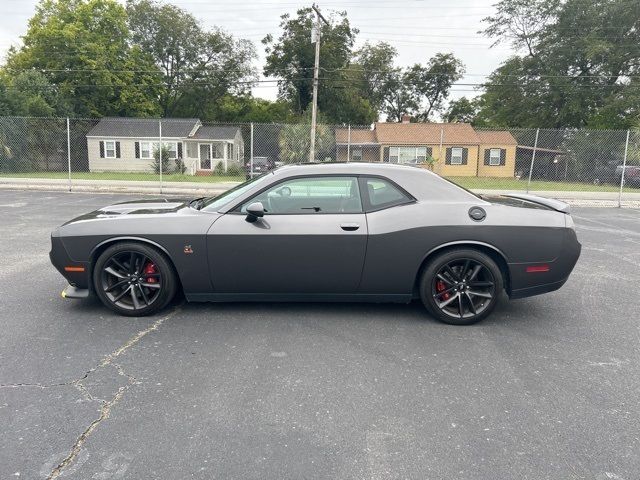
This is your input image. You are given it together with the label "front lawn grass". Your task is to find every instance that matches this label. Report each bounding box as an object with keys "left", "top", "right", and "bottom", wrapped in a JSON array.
[{"left": 447, "top": 176, "right": 636, "bottom": 193}]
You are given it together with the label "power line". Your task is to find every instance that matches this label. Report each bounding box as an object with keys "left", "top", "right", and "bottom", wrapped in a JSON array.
[
  {"left": 6, "top": 66, "right": 640, "bottom": 80},
  {"left": 3, "top": 77, "right": 637, "bottom": 90}
]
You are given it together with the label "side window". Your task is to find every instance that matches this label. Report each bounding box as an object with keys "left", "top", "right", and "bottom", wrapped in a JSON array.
[
  {"left": 489, "top": 148, "right": 501, "bottom": 166},
  {"left": 240, "top": 176, "right": 362, "bottom": 214},
  {"left": 362, "top": 177, "right": 413, "bottom": 211}
]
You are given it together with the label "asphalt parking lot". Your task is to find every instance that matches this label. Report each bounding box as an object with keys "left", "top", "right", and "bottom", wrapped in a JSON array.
[{"left": 1, "top": 189, "right": 639, "bottom": 480}]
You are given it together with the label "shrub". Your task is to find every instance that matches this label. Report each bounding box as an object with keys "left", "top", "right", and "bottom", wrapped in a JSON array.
[
  {"left": 175, "top": 158, "right": 186, "bottom": 174},
  {"left": 226, "top": 164, "right": 244, "bottom": 176},
  {"left": 150, "top": 146, "right": 172, "bottom": 174},
  {"left": 213, "top": 160, "right": 225, "bottom": 176}
]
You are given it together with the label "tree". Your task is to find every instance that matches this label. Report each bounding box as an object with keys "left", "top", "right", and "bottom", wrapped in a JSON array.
[
  {"left": 127, "top": 0, "right": 256, "bottom": 118},
  {"left": 353, "top": 44, "right": 464, "bottom": 122},
  {"left": 404, "top": 54, "right": 465, "bottom": 121},
  {"left": 444, "top": 97, "right": 479, "bottom": 124},
  {"left": 6, "top": 0, "right": 163, "bottom": 117},
  {"left": 279, "top": 122, "right": 335, "bottom": 163},
  {"left": 479, "top": 0, "right": 640, "bottom": 128},
  {"left": 352, "top": 42, "right": 398, "bottom": 115},
  {"left": 481, "top": 0, "right": 560, "bottom": 57},
  {"left": 263, "top": 8, "right": 376, "bottom": 124},
  {"left": 212, "top": 95, "right": 297, "bottom": 123},
  {"left": 378, "top": 69, "right": 419, "bottom": 123},
  {"left": 0, "top": 70, "right": 64, "bottom": 116}
]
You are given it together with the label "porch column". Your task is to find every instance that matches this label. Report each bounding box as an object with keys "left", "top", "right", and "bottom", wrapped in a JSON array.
[{"left": 223, "top": 142, "right": 228, "bottom": 172}]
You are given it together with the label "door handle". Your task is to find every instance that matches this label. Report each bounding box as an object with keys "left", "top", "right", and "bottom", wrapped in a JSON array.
[{"left": 340, "top": 223, "right": 360, "bottom": 231}]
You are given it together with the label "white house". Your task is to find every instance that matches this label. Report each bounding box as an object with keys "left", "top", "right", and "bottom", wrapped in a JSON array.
[{"left": 86, "top": 117, "right": 244, "bottom": 175}]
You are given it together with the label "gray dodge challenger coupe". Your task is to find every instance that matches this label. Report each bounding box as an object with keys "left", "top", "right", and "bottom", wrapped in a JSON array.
[{"left": 50, "top": 163, "right": 581, "bottom": 325}]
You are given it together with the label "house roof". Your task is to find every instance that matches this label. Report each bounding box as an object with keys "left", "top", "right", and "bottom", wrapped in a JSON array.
[
  {"left": 191, "top": 125, "right": 240, "bottom": 140},
  {"left": 374, "top": 122, "right": 481, "bottom": 145},
  {"left": 476, "top": 130, "right": 518, "bottom": 146},
  {"left": 335, "top": 128, "right": 378, "bottom": 145},
  {"left": 87, "top": 117, "right": 200, "bottom": 138}
]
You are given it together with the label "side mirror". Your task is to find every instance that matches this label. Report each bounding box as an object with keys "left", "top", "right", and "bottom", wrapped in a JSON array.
[{"left": 245, "top": 202, "right": 265, "bottom": 223}]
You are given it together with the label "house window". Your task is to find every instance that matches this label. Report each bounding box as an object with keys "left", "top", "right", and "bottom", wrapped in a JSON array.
[
  {"left": 164, "top": 142, "right": 178, "bottom": 159},
  {"left": 212, "top": 142, "right": 225, "bottom": 159},
  {"left": 352, "top": 147, "right": 362, "bottom": 162},
  {"left": 187, "top": 142, "right": 198, "bottom": 159},
  {"left": 489, "top": 148, "right": 501, "bottom": 166},
  {"left": 450, "top": 147, "right": 464, "bottom": 165},
  {"left": 389, "top": 146, "right": 428, "bottom": 164},
  {"left": 104, "top": 141, "right": 116, "bottom": 159},
  {"left": 140, "top": 141, "right": 178, "bottom": 159}
]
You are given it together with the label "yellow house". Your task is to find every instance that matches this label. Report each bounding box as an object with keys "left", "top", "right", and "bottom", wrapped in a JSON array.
[
  {"left": 335, "top": 120, "right": 517, "bottom": 178},
  {"left": 476, "top": 130, "right": 518, "bottom": 178}
]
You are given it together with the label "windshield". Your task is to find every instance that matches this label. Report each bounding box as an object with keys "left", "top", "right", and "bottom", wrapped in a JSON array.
[{"left": 200, "top": 173, "right": 273, "bottom": 211}]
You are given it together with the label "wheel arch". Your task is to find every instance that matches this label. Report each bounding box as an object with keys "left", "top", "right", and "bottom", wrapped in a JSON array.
[
  {"left": 413, "top": 241, "right": 511, "bottom": 296},
  {"left": 90, "top": 237, "right": 184, "bottom": 293}
]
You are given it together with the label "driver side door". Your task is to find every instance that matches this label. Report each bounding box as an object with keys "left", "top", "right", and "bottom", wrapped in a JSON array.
[{"left": 207, "top": 175, "right": 368, "bottom": 295}]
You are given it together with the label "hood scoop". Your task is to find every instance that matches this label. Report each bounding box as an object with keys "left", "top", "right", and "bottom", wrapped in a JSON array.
[{"left": 97, "top": 199, "right": 186, "bottom": 216}]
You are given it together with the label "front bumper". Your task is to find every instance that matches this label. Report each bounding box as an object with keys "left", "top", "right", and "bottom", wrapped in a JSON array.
[
  {"left": 61, "top": 285, "right": 90, "bottom": 299},
  {"left": 50, "top": 233, "right": 91, "bottom": 290}
]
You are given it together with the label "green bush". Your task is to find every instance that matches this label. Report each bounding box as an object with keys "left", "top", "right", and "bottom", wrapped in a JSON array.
[
  {"left": 226, "top": 164, "right": 244, "bottom": 176},
  {"left": 150, "top": 146, "right": 172, "bottom": 174},
  {"left": 174, "top": 158, "right": 186, "bottom": 174},
  {"left": 213, "top": 160, "right": 225, "bottom": 176}
]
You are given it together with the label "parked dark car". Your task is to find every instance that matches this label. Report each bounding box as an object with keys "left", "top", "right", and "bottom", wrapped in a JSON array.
[
  {"left": 592, "top": 162, "right": 620, "bottom": 185},
  {"left": 245, "top": 156, "right": 276, "bottom": 179},
  {"left": 50, "top": 163, "right": 581, "bottom": 325},
  {"left": 615, "top": 165, "right": 640, "bottom": 187}
]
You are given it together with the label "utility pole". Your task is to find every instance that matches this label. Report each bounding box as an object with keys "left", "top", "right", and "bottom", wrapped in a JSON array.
[{"left": 310, "top": 3, "right": 328, "bottom": 163}]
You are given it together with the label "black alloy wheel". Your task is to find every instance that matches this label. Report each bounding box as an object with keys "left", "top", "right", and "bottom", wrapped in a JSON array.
[
  {"left": 93, "top": 242, "right": 177, "bottom": 317},
  {"left": 420, "top": 249, "right": 503, "bottom": 325}
]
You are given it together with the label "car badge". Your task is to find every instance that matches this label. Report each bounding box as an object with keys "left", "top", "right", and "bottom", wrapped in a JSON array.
[{"left": 184, "top": 245, "right": 194, "bottom": 254}]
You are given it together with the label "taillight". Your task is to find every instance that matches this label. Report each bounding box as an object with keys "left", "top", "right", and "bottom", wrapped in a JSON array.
[{"left": 526, "top": 265, "right": 550, "bottom": 273}]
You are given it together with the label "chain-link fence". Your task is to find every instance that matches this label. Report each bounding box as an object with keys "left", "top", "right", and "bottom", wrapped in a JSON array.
[{"left": 0, "top": 116, "right": 638, "bottom": 206}]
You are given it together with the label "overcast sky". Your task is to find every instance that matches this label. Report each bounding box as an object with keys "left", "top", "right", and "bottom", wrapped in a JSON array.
[{"left": 0, "top": 0, "right": 515, "bottom": 104}]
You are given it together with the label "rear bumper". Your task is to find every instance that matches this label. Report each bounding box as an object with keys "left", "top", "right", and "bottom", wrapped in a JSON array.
[
  {"left": 510, "top": 278, "right": 568, "bottom": 299},
  {"left": 508, "top": 229, "right": 581, "bottom": 300}
]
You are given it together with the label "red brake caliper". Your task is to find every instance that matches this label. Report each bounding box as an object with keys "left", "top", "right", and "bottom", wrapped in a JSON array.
[
  {"left": 143, "top": 262, "right": 157, "bottom": 283},
  {"left": 436, "top": 280, "right": 450, "bottom": 300}
]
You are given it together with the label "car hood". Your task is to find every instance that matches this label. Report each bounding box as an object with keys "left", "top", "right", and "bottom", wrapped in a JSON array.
[{"left": 63, "top": 198, "right": 190, "bottom": 225}]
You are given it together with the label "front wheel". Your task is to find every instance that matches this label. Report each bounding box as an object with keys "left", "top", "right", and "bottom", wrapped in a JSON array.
[
  {"left": 420, "top": 249, "right": 503, "bottom": 325},
  {"left": 93, "top": 242, "right": 177, "bottom": 317}
]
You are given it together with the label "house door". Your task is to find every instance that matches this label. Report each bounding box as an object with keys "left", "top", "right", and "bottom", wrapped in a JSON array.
[{"left": 199, "top": 144, "right": 212, "bottom": 170}]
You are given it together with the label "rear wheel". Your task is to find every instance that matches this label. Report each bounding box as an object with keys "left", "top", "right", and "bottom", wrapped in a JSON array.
[
  {"left": 420, "top": 249, "right": 503, "bottom": 325},
  {"left": 93, "top": 242, "right": 177, "bottom": 317}
]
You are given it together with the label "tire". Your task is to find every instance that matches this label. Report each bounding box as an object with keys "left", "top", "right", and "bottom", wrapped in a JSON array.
[
  {"left": 93, "top": 242, "right": 177, "bottom": 317},
  {"left": 419, "top": 248, "right": 503, "bottom": 325}
]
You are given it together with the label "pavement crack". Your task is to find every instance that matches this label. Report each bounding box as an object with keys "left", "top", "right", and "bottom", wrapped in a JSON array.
[
  {"left": 0, "top": 381, "right": 75, "bottom": 389},
  {"left": 43, "top": 305, "right": 181, "bottom": 479},
  {"left": 46, "top": 383, "right": 131, "bottom": 480}
]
